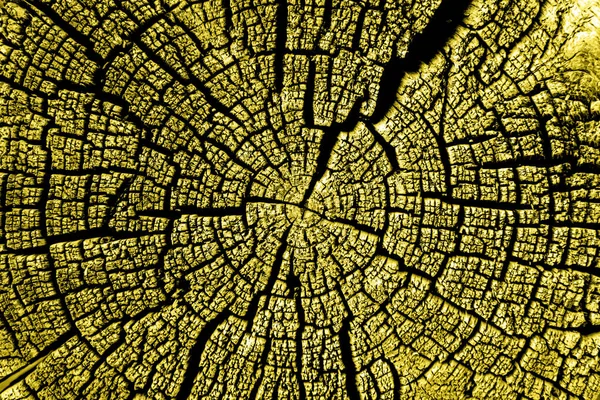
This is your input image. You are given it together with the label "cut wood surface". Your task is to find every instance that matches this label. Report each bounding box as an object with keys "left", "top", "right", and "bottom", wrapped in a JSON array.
[{"left": 1, "top": 0, "right": 600, "bottom": 398}]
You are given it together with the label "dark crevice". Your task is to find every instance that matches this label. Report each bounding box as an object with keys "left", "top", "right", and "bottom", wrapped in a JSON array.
[
  {"left": 139, "top": 205, "right": 244, "bottom": 218},
  {"left": 102, "top": 176, "right": 134, "bottom": 227},
  {"left": 335, "top": 280, "right": 360, "bottom": 400},
  {"left": 274, "top": 0, "right": 288, "bottom": 92},
  {"left": 4, "top": 228, "right": 159, "bottom": 256},
  {"left": 369, "top": 54, "right": 404, "bottom": 123},
  {"left": 437, "top": 58, "right": 454, "bottom": 194},
  {"left": 76, "top": 328, "right": 127, "bottom": 398},
  {"left": 244, "top": 227, "right": 291, "bottom": 328},
  {"left": 294, "top": 299, "right": 306, "bottom": 400},
  {"left": 248, "top": 318, "right": 274, "bottom": 399},
  {"left": 303, "top": 0, "right": 473, "bottom": 205},
  {"left": 286, "top": 263, "right": 301, "bottom": 295},
  {"left": 96, "top": 7, "right": 173, "bottom": 80},
  {"left": 201, "top": 133, "right": 256, "bottom": 174},
  {"left": 301, "top": 126, "right": 338, "bottom": 204},
  {"left": 175, "top": 310, "right": 231, "bottom": 400},
  {"left": 352, "top": 8, "right": 367, "bottom": 51},
  {"left": 402, "top": 0, "right": 473, "bottom": 71},
  {"left": 272, "top": 377, "right": 282, "bottom": 399},
  {"left": 416, "top": 193, "right": 533, "bottom": 211},
  {"left": 322, "top": 0, "right": 333, "bottom": 32},
  {"left": 328, "top": 216, "right": 380, "bottom": 235},
  {"left": 0, "top": 329, "right": 75, "bottom": 393},
  {"left": 381, "top": 357, "right": 401, "bottom": 400},
  {"left": 23, "top": 0, "right": 103, "bottom": 63},
  {"left": 243, "top": 230, "right": 291, "bottom": 397},
  {"left": 302, "top": 97, "right": 365, "bottom": 205},
  {"left": 369, "top": 0, "right": 474, "bottom": 122},
  {"left": 303, "top": 59, "right": 316, "bottom": 126},
  {"left": 288, "top": 262, "right": 307, "bottom": 400},
  {"left": 223, "top": 0, "right": 233, "bottom": 32},
  {"left": 339, "top": 317, "right": 360, "bottom": 400},
  {"left": 364, "top": 122, "right": 399, "bottom": 171},
  {"left": 176, "top": 228, "right": 290, "bottom": 399},
  {"left": 245, "top": 196, "right": 379, "bottom": 236}
]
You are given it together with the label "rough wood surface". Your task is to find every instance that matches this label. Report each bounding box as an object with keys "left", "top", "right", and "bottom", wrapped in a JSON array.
[{"left": 1, "top": 0, "right": 600, "bottom": 398}]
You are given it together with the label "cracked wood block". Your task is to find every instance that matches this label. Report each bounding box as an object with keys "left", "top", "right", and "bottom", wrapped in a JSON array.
[{"left": 1, "top": 0, "right": 600, "bottom": 398}]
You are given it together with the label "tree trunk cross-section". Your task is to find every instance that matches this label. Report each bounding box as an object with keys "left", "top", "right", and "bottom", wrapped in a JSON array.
[{"left": 1, "top": 0, "right": 600, "bottom": 398}]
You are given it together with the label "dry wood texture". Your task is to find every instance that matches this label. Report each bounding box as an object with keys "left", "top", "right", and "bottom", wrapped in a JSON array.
[{"left": 1, "top": 0, "right": 600, "bottom": 398}]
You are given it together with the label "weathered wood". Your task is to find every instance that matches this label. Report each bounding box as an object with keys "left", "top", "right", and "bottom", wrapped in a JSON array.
[{"left": 1, "top": 0, "right": 600, "bottom": 398}]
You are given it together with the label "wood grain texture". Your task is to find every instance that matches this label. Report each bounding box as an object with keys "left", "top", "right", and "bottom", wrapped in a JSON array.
[{"left": 1, "top": 0, "right": 600, "bottom": 398}]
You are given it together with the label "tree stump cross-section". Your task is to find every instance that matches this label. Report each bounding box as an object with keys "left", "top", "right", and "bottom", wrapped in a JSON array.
[{"left": 1, "top": 0, "right": 600, "bottom": 398}]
